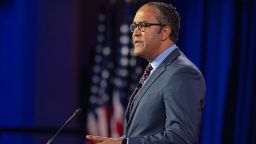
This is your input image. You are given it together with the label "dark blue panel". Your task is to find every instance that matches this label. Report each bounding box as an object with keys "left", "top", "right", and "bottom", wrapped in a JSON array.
[{"left": 0, "top": 0, "right": 36, "bottom": 143}]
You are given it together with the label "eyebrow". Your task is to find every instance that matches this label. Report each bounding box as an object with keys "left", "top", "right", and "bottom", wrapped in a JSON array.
[{"left": 133, "top": 20, "right": 149, "bottom": 24}]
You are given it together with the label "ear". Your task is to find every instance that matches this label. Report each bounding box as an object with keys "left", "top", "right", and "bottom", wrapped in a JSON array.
[{"left": 161, "top": 26, "right": 171, "bottom": 41}]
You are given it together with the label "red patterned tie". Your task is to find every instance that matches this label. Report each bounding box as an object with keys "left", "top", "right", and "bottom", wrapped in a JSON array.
[
  {"left": 128, "top": 64, "right": 153, "bottom": 119},
  {"left": 140, "top": 64, "right": 153, "bottom": 85}
]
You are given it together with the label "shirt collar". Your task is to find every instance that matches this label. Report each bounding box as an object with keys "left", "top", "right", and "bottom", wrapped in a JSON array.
[{"left": 150, "top": 44, "right": 177, "bottom": 71}]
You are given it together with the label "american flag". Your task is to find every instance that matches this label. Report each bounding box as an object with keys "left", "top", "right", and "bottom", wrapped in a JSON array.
[
  {"left": 110, "top": 1, "right": 143, "bottom": 137},
  {"left": 86, "top": 4, "right": 114, "bottom": 137},
  {"left": 86, "top": 0, "right": 143, "bottom": 139}
]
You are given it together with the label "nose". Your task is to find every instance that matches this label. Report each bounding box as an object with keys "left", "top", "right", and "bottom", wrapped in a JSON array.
[{"left": 132, "top": 27, "right": 141, "bottom": 37}]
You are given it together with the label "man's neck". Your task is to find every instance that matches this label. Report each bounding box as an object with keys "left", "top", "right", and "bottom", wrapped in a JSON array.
[{"left": 147, "top": 41, "right": 175, "bottom": 62}]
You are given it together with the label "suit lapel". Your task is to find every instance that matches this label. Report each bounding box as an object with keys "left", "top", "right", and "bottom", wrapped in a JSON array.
[
  {"left": 126, "top": 48, "right": 182, "bottom": 126},
  {"left": 125, "top": 86, "right": 140, "bottom": 122}
]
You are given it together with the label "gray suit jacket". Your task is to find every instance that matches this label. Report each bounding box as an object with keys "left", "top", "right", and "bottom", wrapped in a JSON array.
[{"left": 123, "top": 48, "right": 206, "bottom": 144}]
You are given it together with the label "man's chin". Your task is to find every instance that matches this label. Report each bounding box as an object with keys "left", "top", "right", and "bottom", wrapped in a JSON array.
[
  {"left": 133, "top": 47, "right": 143, "bottom": 55},
  {"left": 133, "top": 50, "right": 141, "bottom": 57}
]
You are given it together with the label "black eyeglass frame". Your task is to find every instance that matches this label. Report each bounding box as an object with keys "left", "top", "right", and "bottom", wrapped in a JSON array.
[{"left": 129, "top": 22, "right": 166, "bottom": 32}]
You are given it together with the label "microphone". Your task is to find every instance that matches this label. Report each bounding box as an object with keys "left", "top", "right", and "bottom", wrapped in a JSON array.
[{"left": 46, "top": 108, "right": 82, "bottom": 144}]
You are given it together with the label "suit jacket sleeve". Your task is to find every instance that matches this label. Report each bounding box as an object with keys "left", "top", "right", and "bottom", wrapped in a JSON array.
[{"left": 128, "top": 66, "right": 206, "bottom": 144}]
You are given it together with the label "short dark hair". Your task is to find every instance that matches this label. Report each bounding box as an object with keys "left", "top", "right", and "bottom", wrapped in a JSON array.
[{"left": 146, "top": 2, "right": 180, "bottom": 43}]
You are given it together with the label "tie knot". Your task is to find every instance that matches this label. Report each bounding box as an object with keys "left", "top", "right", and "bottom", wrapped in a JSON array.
[
  {"left": 140, "top": 64, "right": 153, "bottom": 85},
  {"left": 145, "top": 64, "right": 153, "bottom": 74}
]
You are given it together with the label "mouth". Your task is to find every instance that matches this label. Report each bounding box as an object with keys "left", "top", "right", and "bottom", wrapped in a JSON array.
[{"left": 133, "top": 40, "right": 143, "bottom": 45}]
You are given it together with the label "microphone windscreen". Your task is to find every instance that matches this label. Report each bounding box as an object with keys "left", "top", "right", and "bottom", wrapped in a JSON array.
[{"left": 75, "top": 108, "right": 82, "bottom": 114}]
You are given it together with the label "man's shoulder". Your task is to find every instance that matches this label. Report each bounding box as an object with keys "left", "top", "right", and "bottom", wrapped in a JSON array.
[{"left": 166, "top": 52, "right": 201, "bottom": 74}]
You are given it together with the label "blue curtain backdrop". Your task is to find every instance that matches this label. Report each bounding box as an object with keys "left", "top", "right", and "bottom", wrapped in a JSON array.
[
  {"left": 174, "top": 0, "right": 256, "bottom": 143},
  {"left": 0, "top": 0, "right": 81, "bottom": 144},
  {"left": 0, "top": 0, "right": 36, "bottom": 143},
  {"left": 173, "top": 0, "right": 256, "bottom": 143},
  {"left": 0, "top": 0, "right": 256, "bottom": 144}
]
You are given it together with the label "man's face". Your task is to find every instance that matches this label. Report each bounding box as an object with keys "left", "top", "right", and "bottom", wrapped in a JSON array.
[{"left": 132, "top": 6, "right": 163, "bottom": 61}]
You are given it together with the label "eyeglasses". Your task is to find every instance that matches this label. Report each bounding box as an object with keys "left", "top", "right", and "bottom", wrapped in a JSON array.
[{"left": 129, "top": 22, "right": 165, "bottom": 33}]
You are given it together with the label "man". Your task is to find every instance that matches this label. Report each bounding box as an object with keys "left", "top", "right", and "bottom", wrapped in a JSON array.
[{"left": 86, "top": 2, "right": 205, "bottom": 144}]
